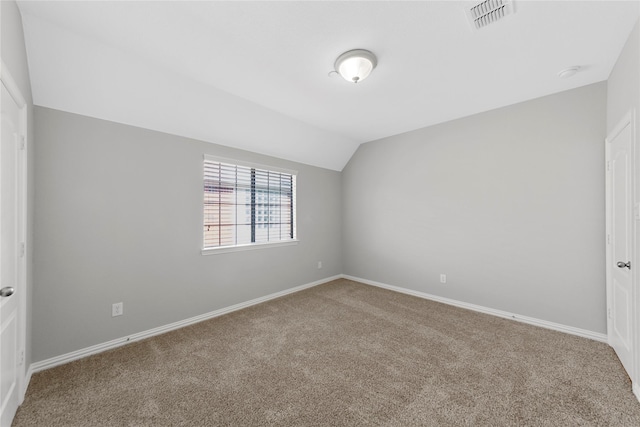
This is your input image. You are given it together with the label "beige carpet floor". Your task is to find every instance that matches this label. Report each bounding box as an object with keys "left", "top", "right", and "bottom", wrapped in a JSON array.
[{"left": 13, "top": 279, "right": 640, "bottom": 426}]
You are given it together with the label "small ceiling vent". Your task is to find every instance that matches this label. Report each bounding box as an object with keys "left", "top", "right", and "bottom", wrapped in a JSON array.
[{"left": 466, "top": 0, "right": 515, "bottom": 30}]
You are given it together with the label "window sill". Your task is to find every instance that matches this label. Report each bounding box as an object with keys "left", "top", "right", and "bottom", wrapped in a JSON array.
[{"left": 201, "top": 240, "right": 299, "bottom": 255}]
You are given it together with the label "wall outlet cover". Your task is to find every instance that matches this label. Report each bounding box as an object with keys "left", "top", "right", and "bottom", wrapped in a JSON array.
[{"left": 112, "top": 302, "right": 123, "bottom": 317}]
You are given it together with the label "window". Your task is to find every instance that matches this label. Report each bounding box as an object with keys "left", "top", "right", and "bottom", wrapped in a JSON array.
[{"left": 203, "top": 155, "right": 297, "bottom": 253}]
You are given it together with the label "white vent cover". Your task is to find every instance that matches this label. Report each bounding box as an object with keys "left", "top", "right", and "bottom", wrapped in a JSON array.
[{"left": 466, "top": 0, "right": 515, "bottom": 30}]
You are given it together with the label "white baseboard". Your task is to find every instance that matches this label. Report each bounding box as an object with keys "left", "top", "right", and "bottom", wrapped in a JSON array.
[
  {"left": 29, "top": 275, "right": 341, "bottom": 373},
  {"left": 341, "top": 274, "right": 608, "bottom": 343},
  {"left": 26, "top": 273, "right": 609, "bottom": 375},
  {"left": 634, "top": 382, "right": 640, "bottom": 404}
]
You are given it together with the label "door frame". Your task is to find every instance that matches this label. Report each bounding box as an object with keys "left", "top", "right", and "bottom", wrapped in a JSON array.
[
  {"left": 605, "top": 109, "right": 639, "bottom": 400},
  {"left": 0, "top": 60, "right": 29, "bottom": 404}
]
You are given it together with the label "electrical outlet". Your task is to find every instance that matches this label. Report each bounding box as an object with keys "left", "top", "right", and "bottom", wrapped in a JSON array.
[
  {"left": 112, "top": 302, "right": 123, "bottom": 317},
  {"left": 317, "top": 261, "right": 322, "bottom": 269},
  {"left": 440, "top": 274, "right": 447, "bottom": 284}
]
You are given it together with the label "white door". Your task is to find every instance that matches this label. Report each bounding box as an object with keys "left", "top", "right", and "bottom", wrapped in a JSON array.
[
  {"left": 606, "top": 115, "right": 634, "bottom": 379},
  {"left": 0, "top": 81, "right": 21, "bottom": 427}
]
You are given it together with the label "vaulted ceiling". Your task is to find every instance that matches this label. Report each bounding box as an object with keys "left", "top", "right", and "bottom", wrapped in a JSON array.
[{"left": 17, "top": 1, "right": 640, "bottom": 170}]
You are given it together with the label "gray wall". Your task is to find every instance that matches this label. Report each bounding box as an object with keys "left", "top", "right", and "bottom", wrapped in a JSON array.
[
  {"left": 33, "top": 107, "right": 342, "bottom": 362},
  {"left": 1, "top": 0, "right": 34, "bottom": 368},
  {"left": 606, "top": 18, "right": 639, "bottom": 387},
  {"left": 343, "top": 82, "right": 607, "bottom": 333},
  {"left": 607, "top": 20, "right": 639, "bottom": 136}
]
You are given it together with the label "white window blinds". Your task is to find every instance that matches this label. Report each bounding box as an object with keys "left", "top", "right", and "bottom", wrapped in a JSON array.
[{"left": 204, "top": 157, "right": 296, "bottom": 249}]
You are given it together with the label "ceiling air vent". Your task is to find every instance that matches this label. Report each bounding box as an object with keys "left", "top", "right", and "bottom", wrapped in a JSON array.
[{"left": 466, "top": 0, "right": 514, "bottom": 30}]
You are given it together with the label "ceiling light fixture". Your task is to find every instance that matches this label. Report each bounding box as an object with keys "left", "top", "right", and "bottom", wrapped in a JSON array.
[
  {"left": 557, "top": 66, "right": 581, "bottom": 79},
  {"left": 334, "top": 49, "right": 377, "bottom": 84}
]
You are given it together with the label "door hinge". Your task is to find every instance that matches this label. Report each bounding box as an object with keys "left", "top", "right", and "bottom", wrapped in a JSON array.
[
  {"left": 19, "top": 135, "right": 26, "bottom": 150},
  {"left": 20, "top": 242, "right": 25, "bottom": 258},
  {"left": 608, "top": 308, "right": 612, "bottom": 319},
  {"left": 607, "top": 234, "right": 611, "bottom": 244},
  {"left": 606, "top": 161, "right": 611, "bottom": 172},
  {"left": 19, "top": 350, "right": 24, "bottom": 366}
]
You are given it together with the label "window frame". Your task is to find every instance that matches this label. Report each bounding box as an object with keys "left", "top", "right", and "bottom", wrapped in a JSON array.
[{"left": 201, "top": 155, "right": 298, "bottom": 255}]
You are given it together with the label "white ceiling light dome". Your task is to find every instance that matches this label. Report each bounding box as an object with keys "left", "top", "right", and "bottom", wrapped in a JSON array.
[{"left": 334, "top": 49, "right": 377, "bottom": 84}]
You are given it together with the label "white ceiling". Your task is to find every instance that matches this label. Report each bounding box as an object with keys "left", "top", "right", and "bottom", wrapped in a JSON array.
[{"left": 16, "top": 1, "right": 640, "bottom": 171}]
